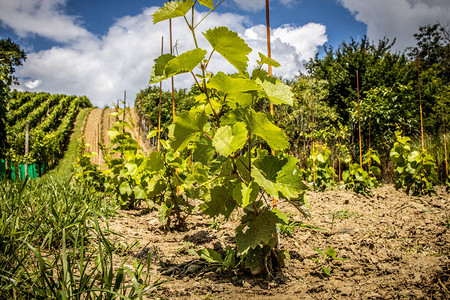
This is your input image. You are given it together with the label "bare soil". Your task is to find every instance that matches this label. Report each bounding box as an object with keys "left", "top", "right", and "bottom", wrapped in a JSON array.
[{"left": 105, "top": 185, "right": 450, "bottom": 299}]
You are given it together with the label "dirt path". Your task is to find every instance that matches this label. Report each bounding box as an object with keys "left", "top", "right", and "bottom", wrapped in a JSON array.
[
  {"left": 83, "top": 107, "right": 151, "bottom": 164},
  {"left": 104, "top": 185, "right": 450, "bottom": 299}
]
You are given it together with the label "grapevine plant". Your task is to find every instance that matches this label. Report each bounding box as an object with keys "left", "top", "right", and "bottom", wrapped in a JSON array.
[
  {"left": 304, "top": 143, "right": 336, "bottom": 191},
  {"left": 390, "top": 130, "right": 438, "bottom": 196},
  {"left": 342, "top": 150, "right": 380, "bottom": 196},
  {"left": 149, "top": 0, "right": 309, "bottom": 275},
  {"left": 74, "top": 109, "right": 195, "bottom": 228}
]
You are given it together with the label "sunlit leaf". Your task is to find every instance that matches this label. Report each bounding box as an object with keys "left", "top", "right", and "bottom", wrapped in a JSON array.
[
  {"left": 197, "top": 249, "right": 223, "bottom": 262},
  {"left": 198, "top": 0, "right": 214, "bottom": 9},
  {"left": 252, "top": 155, "right": 305, "bottom": 199},
  {"left": 203, "top": 26, "right": 251, "bottom": 73},
  {"left": 257, "top": 52, "right": 281, "bottom": 68},
  {"left": 208, "top": 72, "right": 261, "bottom": 94},
  {"left": 212, "top": 122, "right": 248, "bottom": 157},
  {"left": 164, "top": 49, "right": 207, "bottom": 78},
  {"left": 232, "top": 181, "right": 259, "bottom": 208},
  {"left": 152, "top": 0, "right": 194, "bottom": 24},
  {"left": 169, "top": 110, "right": 208, "bottom": 151},
  {"left": 256, "top": 78, "right": 294, "bottom": 106},
  {"left": 246, "top": 109, "right": 289, "bottom": 150},
  {"left": 149, "top": 54, "right": 175, "bottom": 84}
]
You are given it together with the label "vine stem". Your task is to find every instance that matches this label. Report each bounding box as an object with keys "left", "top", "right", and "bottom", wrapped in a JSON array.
[{"left": 184, "top": 8, "right": 220, "bottom": 127}]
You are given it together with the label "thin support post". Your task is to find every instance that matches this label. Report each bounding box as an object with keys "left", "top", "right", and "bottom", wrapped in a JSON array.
[
  {"left": 25, "top": 121, "right": 29, "bottom": 178},
  {"left": 158, "top": 36, "right": 164, "bottom": 151},
  {"left": 356, "top": 70, "right": 362, "bottom": 168},
  {"left": 443, "top": 109, "right": 448, "bottom": 177},
  {"left": 416, "top": 51, "right": 425, "bottom": 152}
]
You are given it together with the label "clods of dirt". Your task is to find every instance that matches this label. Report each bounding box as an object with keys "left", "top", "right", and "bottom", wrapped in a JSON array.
[{"left": 105, "top": 185, "right": 449, "bottom": 299}]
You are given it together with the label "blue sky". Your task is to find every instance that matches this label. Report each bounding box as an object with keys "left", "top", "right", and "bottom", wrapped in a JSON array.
[{"left": 0, "top": 0, "right": 448, "bottom": 106}]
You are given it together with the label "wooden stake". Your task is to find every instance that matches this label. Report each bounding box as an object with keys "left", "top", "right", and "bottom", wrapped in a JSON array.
[
  {"left": 158, "top": 36, "right": 164, "bottom": 151},
  {"left": 443, "top": 109, "right": 448, "bottom": 177},
  {"left": 416, "top": 50, "right": 425, "bottom": 152},
  {"left": 169, "top": 0, "right": 176, "bottom": 120},
  {"left": 338, "top": 143, "right": 341, "bottom": 185},
  {"left": 98, "top": 123, "right": 101, "bottom": 165},
  {"left": 25, "top": 120, "right": 29, "bottom": 178},
  {"left": 265, "top": 0, "right": 277, "bottom": 207},
  {"left": 138, "top": 92, "right": 142, "bottom": 150},
  {"left": 368, "top": 116, "right": 371, "bottom": 168},
  {"left": 169, "top": 1, "right": 179, "bottom": 195},
  {"left": 356, "top": 70, "right": 362, "bottom": 168},
  {"left": 311, "top": 90, "right": 316, "bottom": 186}
]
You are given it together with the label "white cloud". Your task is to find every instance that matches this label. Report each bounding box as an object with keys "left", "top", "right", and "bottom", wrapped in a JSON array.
[
  {"left": 339, "top": 0, "right": 450, "bottom": 51},
  {"left": 8, "top": 3, "right": 326, "bottom": 107},
  {"left": 0, "top": 0, "right": 94, "bottom": 43},
  {"left": 24, "top": 79, "right": 41, "bottom": 89}
]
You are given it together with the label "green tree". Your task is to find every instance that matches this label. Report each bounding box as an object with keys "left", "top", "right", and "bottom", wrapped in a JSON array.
[
  {"left": 0, "top": 38, "right": 27, "bottom": 159},
  {"left": 307, "top": 36, "right": 421, "bottom": 155},
  {"left": 407, "top": 23, "right": 450, "bottom": 80}
]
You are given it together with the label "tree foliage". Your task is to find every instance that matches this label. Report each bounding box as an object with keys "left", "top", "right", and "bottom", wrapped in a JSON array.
[{"left": 0, "top": 38, "right": 26, "bottom": 159}]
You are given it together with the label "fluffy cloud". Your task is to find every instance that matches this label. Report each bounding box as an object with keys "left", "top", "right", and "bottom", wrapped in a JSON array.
[
  {"left": 24, "top": 79, "right": 41, "bottom": 89},
  {"left": 0, "top": 0, "right": 94, "bottom": 43},
  {"left": 3, "top": 1, "right": 326, "bottom": 106},
  {"left": 339, "top": 0, "right": 450, "bottom": 51}
]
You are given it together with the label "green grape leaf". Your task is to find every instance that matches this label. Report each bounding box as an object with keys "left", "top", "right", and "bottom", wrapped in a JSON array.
[
  {"left": 165, "top": 48, "right": 207, "bottom": 78},
  {"left": 236, "top": 208, "right": 286, "bottom": 254},
  {"left": 257, "top": 52, "right": 281, "bottom": 68},
  {"left": 246, "top": 109, "right": 289, "bottom": 150},
  {"left": 252, "top": 155, "right": 305, "bottom": 199},
  {"left": 232, "top": 181, "right": 259, "bottom": 208},
  {"left": 147, "top": 151, "right": 165, "bottom": 172},
  {"left": 192, "top": 135, "right": 215, "bottom": 165},
  {"left": 212, "top": 122, "right": 248, "bottom": 157},
  {"left": 201, "top": 184, "right": 236, "bottom": 219},
  {"left": 208, "top": 71, "right": 261, "bottom": 94},
  {"left": 227, "top": 92, "right": 254, "bottom": 108},
  {"left": 197, "top": 249, "right": 223, "bottom": 263},
  {"left": 256, "top": 78, "right": 294, "bottom": 106},
  {"left": 203, "top": 26, "right": 251, "bottom": 73},
  {"left": 169, "top": 110, "right": 208, "bottom": 151},
  {"left": 152, "top": 0, "right": 194, "bottom": 24},
  {"left": 119, "top": 181, "right": 132, "bottom": 196},
  {"left": 198, "top": 0, "right": 214, "bottom": 9},
  {"left": 133, "top": 185, "right": 147, "bottom": 199},
  {"left": 149, "top": 54, "right": 175, "bottom": 84},
  {"left": 221, "top": 108, "right": 246, "bottom": 126}
]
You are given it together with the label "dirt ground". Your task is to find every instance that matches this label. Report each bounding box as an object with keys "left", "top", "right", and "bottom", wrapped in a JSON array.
[{"left": 104, "top": 185, "right": 450, "bottom": 299}]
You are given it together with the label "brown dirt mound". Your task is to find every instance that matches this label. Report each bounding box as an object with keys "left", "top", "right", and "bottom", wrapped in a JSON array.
[{"left": 104, "top": 185, "right": 450, "bottom": 299}]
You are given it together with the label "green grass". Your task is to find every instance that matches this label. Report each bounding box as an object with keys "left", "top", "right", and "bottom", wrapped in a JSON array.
[
  {"left": 0, "top": 176, "right": 161, "bottom": 299},
  {"left": 47, "top": 107, "right": 91, "bottom": 180}
]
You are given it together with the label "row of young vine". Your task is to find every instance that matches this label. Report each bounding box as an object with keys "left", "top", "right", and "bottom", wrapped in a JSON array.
[
  {"left": 3, "top": 91, "right": 91, "bottom": 175},
  {"left": 74, "top": 0, "right": 448, "bottom": 277}
]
